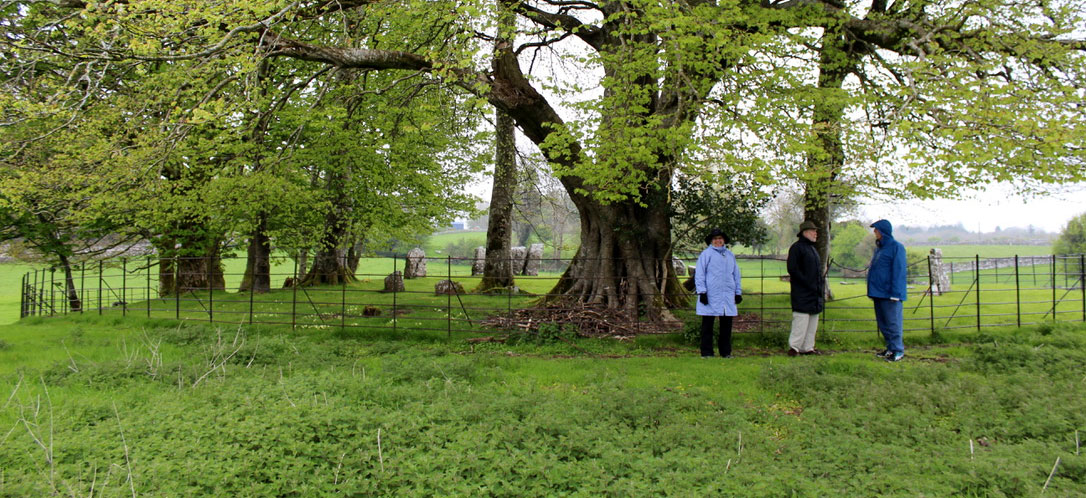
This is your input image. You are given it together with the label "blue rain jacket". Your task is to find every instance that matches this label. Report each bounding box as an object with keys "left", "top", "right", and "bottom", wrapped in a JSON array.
[
  {"left": 695, "top": 245, "right": 742, "bottom": 316},
  {"left": 867, "top": 219, "right": 908, "bottom": 301}
]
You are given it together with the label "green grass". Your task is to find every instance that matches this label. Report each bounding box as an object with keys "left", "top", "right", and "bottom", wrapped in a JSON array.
[
  {"left": 0, "top": 262, "right": 41, "bottom": 326},
  {"left": 0, "top": 315, "right": 1083, "bottom": 495}
]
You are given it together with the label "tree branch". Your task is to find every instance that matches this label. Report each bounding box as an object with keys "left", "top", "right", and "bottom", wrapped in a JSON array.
[{"left": 507, "top": 0, "right": 604, "bottom": 50}]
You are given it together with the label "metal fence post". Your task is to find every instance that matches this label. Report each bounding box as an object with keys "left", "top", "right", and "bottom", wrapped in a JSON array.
[
  {"left": 20, "top": 273, "right": 26, "bottom": 319},
  {"left": 447, "top": 255, "right": 452, "bottom": 339},
  {"left": 1014, "top": 255, "right": 1021, "bottom": 328},
  {"left": 507, "top": 254, "right": 512, "bottom": 323},
  {"left": 397, "top": 254, "right": 401, "bottom": 334},
  {"left": 207, "top": 256, "right": 213, "bottom": 323},
  {"left": 49, "top": 267, "right": 55, "bottom": 316},
  {"left": 29, "top": 269, "right": 35, "bottom": 316},
  {"left": 975, "top": 254, "right": 980, "bottom": 332},
  {"left": 80, "top": 261, "right": 86, "bottom": 315},
  {"left": 1051, "top": 255, "right": 1057, "bottom": 321},
  {"left": 341, "top": 256, "right": 347, "bottom": 331},
  {"left": 98, "top": 261, "right": 103, "bottom": 316},
  {"left": 1081, "top": 254, "right": 1085, "bottom": 323},
  {"left": 248, "top": 255, "right": 255, "bottom": 325},
  {"left": 927, "top": 255, "right": 934, "bottom": 335},
  {"left": 146, "top": 256, "right": 151, "bottom": 318},
  {"left": 122, "top": 257, "right": 127, "bottom": 316},
  {"left": 759, "top": 257, "right": 764, "bottom": 334},
  {"left": 174, "top": 257, "right": 180, "bottom": 320},
  {"left": 291, "top": 257, "right": 299, "bottom": 330}
]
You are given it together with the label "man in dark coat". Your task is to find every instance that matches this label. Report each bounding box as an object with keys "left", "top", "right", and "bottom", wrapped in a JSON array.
[{"left": 786, "top": 221, "right": 825, "bottom": 356}]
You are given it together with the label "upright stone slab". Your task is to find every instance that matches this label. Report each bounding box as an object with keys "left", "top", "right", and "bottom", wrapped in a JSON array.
[
  {"left": 471, "top": 247, "right": 486, "bottom": 276},
  {"left": 524, "top": 243, "right": 544, "bottom": 276},
  {"left": 383, "top": 271, "right": 405, "bottom": 292},
  {"left": 404, "top": 247, "right": 427, "bottom": 278},
  {"left": 510, "top": 246, "right": 528, "bottom": 275},
  {"left": 672, "top": 258, "right": 687, "bottom": 277},
  {"left": 435, "top": 280, "right": 465, "bottom": 295},
  {"left": 929, "top": 248, "right": 952, "bottom": 296}
]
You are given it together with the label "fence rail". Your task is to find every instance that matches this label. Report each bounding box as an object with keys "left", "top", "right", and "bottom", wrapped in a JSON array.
[{"left": 18, "top": 252, "right": 1086, "bottom": 338}]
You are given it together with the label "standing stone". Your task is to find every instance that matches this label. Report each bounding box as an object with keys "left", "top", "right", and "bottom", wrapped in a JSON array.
[
  {"left": 510, "top": 246, "right": 528, "bottom": 275},
  {"left": 405, "top": 247, "right": 426, "bottom": 278},
  {"left": 435, "top": 280, "right": 465, "bottom": 295},
  {"left": 524, "top": 243, "right": 544, "bottom": 276},
  {"left": 929, "top": 248, "right": 951, "bottom": 296},
  {"left": 383, "top": 271, "right": 405, "bottom": 292},
  {"left": 471, "top": 247, "right": 486, "bottom": 276},
  {"left": 672, "top": 258, "right": 687, "bottom": 277}
]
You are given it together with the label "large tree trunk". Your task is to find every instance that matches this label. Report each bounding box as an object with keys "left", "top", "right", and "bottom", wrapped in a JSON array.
[
  {"left": 239, "top": 215, "right": 272, "bottom": 293},
  {"left": 476, "top": 107, "right": 517, "bottom": 292},
  {"left": 155, "top": 234, "right": 226, "bottom": 296},
  {"left": 175, "top": 251, "right": 226, "bottom": 294},
  {"left": 298, "top": 204, "right": 355, "bottom": 286},
  {"left": 301, "top": 246, "right": 354, "bottom": 285},
  {"left": 803, "top": 29, "right": 852, "bottom": 301},
  {"left": 547, "top": 186, "right": 685, "bottom": 324},
  {"left": 57, "top": 254, "right": 82, "bottom": 312}
]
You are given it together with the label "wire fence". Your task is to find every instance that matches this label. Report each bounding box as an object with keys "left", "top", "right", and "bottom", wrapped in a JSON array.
[{"left": 18, "top": 252, "right": 1086, "bottom": 338}]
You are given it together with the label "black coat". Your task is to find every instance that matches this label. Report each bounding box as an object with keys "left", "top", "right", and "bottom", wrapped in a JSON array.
[{"left": 787, "top": 236, "right": 825, "bottom": 314}]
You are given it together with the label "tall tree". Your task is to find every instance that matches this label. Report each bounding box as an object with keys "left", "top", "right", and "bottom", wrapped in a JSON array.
[
  {"left": 476, "top": 2, "right": 519, "bottom": 293},
  {"left": 6, "top": 0, "right": 1085, "bottom": 323}
]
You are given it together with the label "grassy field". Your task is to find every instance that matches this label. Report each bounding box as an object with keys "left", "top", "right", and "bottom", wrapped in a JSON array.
[{"left": 0, "top": 314, "right": 1082, "bottom": 495}]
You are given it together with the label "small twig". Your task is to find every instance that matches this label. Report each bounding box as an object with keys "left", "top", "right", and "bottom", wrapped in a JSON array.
[
  {"left": 969, "top": 439, "right": 974, "bottom": 460},
  {"left": 3, "top": 373, "right": 23, "bottom": 409},
  {"left": 113, "top": 401, "right": 136, "bottom": 498},
  {"left": 377, "top": 428, "right": 385, "bottom": 472},
  {"left": 1042, "top": 457, "right": 1061, "bottom": 493}
]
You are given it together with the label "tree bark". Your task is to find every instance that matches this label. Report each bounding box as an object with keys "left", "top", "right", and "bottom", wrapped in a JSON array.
[
  {"left": 57, "top": 254, "right": 82, "bottom": 312},
  {"left": 475, "top": 107, "right": 517, "bottom": 292},
  {"left": 239, "top": 214, "right": 272, "bottom": 293},
  {"left": 547, "top": 186, "right": 686, "bottom": 324},
  {"left": 298, "top": 184, "right": 356, "bottom": 286},
  {"left": 803, "top": 29, "right": 852, "bottom": 301},
  {"left": 155, "top": 232, "right": 225, "bottom": 295}
]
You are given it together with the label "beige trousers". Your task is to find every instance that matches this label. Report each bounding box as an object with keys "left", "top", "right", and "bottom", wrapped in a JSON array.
[{"left": 789, "top": 312, "right": 820, "bottom": 352}]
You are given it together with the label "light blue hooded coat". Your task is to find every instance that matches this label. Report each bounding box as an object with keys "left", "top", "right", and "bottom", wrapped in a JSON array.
[{"left": 695, "top": 245, "right": 742, "bottom": 316}]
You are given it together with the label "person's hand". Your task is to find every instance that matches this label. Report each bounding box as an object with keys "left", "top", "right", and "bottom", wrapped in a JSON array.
[
  {"left": 699, "top": 293, "right": 709, "bottom": 305},
  {"left": 735, "top": 294, "right": 743, "bottom": 304}
]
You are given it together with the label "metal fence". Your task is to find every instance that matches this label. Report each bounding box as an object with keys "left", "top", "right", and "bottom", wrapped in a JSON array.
[{"left": 18, "top": 253, "right": 1086, "bottom": 337}]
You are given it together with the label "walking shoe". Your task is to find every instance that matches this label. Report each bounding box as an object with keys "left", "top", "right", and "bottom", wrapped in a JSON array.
[
  {"left": 875, "top": 349, "right": 892, "bottom": 358},
  {"left": 801, "top": 349, "right": 821, "bottom": 355},
  {"left": 787, "top": 348, "right": 800, "bottom": 357},
  {"left": 885, "top": 352, "right": 905, "bottom": 362}
]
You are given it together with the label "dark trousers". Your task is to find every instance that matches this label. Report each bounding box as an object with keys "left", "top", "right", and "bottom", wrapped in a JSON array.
[{"left": 700, "top": 315, "right": 734, "bottom": 357}]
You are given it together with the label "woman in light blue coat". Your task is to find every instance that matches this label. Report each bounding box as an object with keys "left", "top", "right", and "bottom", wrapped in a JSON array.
[{"left": 694, "top": 228, "right": 743, "bottom": 357}]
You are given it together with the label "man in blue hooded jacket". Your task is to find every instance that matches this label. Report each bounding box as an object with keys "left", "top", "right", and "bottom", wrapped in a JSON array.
[{"left": 868, "top": 219, "right": 907, "bottom": 362}]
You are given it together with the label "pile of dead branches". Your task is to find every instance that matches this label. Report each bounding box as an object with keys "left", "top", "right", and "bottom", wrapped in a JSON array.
[{"left": 482, "top": 303, "right": 682, "bottom": 338}]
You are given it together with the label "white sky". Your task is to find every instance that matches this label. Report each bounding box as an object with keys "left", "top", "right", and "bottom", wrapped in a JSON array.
[{"left": 860, "top": 182, "right": 1086, "bottom": 233}]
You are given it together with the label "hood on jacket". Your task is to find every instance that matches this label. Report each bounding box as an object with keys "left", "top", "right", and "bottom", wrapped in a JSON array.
[{"left": 870, "top": 219, "right": 893, "bottom": 238}]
